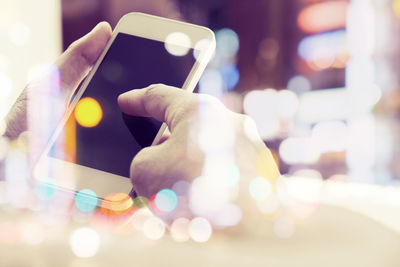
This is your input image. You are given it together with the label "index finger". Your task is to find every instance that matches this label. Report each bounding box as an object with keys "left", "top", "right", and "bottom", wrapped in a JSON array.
[{"left": 117, "top": 84, "right": 195, "bottom": 130}]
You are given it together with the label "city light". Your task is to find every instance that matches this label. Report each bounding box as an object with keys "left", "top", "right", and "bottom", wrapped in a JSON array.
[{"left": 74, "top": 97, "right": 103, "bottom": 128}]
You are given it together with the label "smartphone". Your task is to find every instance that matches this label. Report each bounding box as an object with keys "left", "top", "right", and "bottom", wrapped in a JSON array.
[{"left": 33, "top": 13, "right": 215, "bottom": 208}]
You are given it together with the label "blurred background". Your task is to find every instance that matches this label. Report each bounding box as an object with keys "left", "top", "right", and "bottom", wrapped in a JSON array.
[
  {"left": 2, "top": 0, "right": 400, "bottom": 265},
  {"left": 2, "top": 0, "right": 400, "bottom": 186}
]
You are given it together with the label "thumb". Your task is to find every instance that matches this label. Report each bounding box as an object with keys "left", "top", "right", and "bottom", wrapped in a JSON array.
[{"left": 56, "top": 21, "right": 112, "bottom": 93}]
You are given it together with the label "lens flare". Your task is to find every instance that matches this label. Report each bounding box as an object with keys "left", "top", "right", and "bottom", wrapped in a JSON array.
[{"left": 74, "top": 97, "right": 103, "bottom": 128}]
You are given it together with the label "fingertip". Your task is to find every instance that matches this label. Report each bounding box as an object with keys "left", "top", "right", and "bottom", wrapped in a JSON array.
[
  {"left": 94, "top": 21, "right": 112, "bottom": 37},
  {"left": 117, "top": 92, "right": 128, "bottom": 107}
]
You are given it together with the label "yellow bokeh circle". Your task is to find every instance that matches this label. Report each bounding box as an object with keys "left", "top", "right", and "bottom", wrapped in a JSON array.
[
  {"left": 74, "top": 97, "right": 103, "bottom": 128},
  {"left": 394, "top": 0, "right": 400, "bottom": 17}
]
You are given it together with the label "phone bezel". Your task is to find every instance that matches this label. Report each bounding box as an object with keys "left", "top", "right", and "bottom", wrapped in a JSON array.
[{"left": 33, "top": 12, "right": 216, "bottom": 208}]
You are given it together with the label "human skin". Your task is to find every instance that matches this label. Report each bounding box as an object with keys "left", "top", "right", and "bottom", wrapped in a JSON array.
[{"left": 4, "top": 23, "right": 279, "bottom": 218}]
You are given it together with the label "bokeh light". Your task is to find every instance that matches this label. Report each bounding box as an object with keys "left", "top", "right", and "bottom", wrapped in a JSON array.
[
  {"left": 9, "top": 22, "right": 31, "bottom": 46},
  {"left": 0, "top": 136, "right": 10, "bottom": 161},
  {"left": 172, "top": 180, "right": 191, "bottom": 196},
  {"left": 279, "top": 137, "right": 321, "bottom": 165},
  {"left": 155, "top": 189, "right": 178, "bottom": 213},
  {"left": 287, "top": 75, "right": 311, "bottom": 94},
  {"left": 131, "top": 208, "right": 153, "bottom": 231},
  {"left": 199, "top": 69, "right": 224, "bottom": 98},
  {"left": 227, "top": 164, "right": 240, "bottom": 187},
  {"left": 311, "top": 120, "right": 348, "bottom": 153},
  {"left": 75, "top": 189, "right": 98, "bottom": 213},
  {"left": 212, "top": 204, "right": 242, "bottom": 227},
  {"left": 170, "top": 217, "right": 190, "bottom": 242},
  {"left": 34, "top": 180, "right": 56, "bottom": 201},
  {"left": 394, "top": 0, "right": 400, "bottom": 17},
  {"left": 74, "top": 97, "right": 103, "bottom": 128},
  {"left": 69, "top": 227, "right": 100, "bottom": 258},
  {"left": 298, "top": 30, "right": 347, "bottom": 70},
  {"left": 243, "top": 89, "right": 280, "bottom": 140},
  {"left": 273, "top": 217, "right": 295, "bottom": 239},
  {"left": 142, "top": 216, "right": 166, "bottom": 240},
  {"left": 220, "top": 64, "right": 240, "bottom": 90},
  {"left": 0, "top": 74, "right": 12, "bottom": 99},
  {"left": 19, "top": 222, "right": 45, "bottom": 245},
  {"left": 188, "top": 217, "right": 212, "bottom": 243},
  {"left": 276, "top": 90, "right": 299, "bottom": 119},
  {"left": 101, "top": 193, "right": 133, "bottom": 216},
  {"left": 165, "top": 32, "right": 191, "bottom": 56},
  {"left": 256, "top": 195, "right": 280, "bottom": 214},
  {"left": 194, "top": 39, "right": 214, "bottom": 61},
  {"left": 215, "top": 28, "right": 240, "bottom": 59},
  {"left": 297, "top": 1, "right": 348, "bottom": 34},
  {"left": 0, "top": 120, "right": 6, "bottom": 136},
  {"left": 249, "top": 177, "right": 272, "bottom": 201}
]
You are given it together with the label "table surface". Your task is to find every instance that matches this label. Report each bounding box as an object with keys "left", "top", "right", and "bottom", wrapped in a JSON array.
[{"left": 0, "top": 178, "right": 400, "bottom": 267}]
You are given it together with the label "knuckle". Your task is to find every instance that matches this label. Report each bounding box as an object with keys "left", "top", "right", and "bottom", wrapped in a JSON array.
[
  {"left": 143, "top": 84, "right": 164, "bottom": 102},
  {"left": 66, "top": 40, "right": 80, "bottom": 54}
]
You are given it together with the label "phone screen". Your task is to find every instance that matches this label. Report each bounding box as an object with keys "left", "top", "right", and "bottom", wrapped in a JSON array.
[{"left": 50, "top": 33, "right": 196, "bottom": 178}]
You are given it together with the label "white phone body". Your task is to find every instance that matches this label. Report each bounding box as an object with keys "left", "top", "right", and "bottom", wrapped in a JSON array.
[{"left": 33, "top": 12, "right": 215, "bottom": 209}]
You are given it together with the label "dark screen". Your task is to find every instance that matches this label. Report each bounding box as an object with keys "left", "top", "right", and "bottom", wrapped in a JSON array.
[{"left": 51, "top": 33, "right": 196, "bottom": 177}]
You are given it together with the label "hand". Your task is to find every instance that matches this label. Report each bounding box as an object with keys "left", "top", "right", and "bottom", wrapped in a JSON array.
[
  {"left": 4, "top": 22, "right": 112, "bottom": 141},
  {"left": 118, "top": 84, "right": 280, "bottom": 219}
]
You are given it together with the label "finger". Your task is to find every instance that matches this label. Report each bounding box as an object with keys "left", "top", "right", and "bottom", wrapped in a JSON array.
[
  {"left": 118, "top": 84, "right": 196, "bottom": 131},
  {"left": 157, "top": 128, "right": 171, "bottom": 145},
  {"left": 56, "top": 21, "right": 112, "bottom": 92},
  {"left": 129, "top": 144, "right": 172, "bottom": 198}
]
